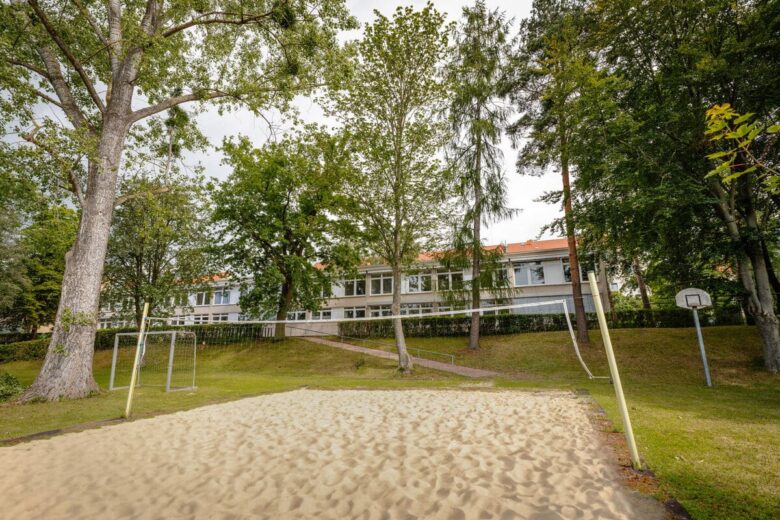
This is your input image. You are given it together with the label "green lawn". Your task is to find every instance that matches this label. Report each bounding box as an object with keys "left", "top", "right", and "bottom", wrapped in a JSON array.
[{"left": 1, "top": 326, "right": 778, "bottom": 519}]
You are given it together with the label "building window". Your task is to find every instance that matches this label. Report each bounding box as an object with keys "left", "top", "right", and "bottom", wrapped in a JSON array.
[
  {"left": 514, "top": 262, "right": 545, "bottom": 286},
  {"left": 343, "top": 277, "right": 366, "bottom": 297},
  {"left": 170, "top": 316, "right": 186, "bottom": 326},
  {"left": 494, "top": 267, "right": 510, "bottom": 286},
  {"left": 287, "top": 311, "right": 307, "bottom": 321},
  {"left": 369, "top": 305, "right": 392, "bottom": 317},
  {"left": 437, "top": 271, "right": 464, "bottom": 291},
  {"left": 98, "top": 319, "right": 112, "bottom": 329},
  {"left": 214, "top": 288, "right": 232, "bottom": 305},
  {"left": 401, "top": 303, "right": 434, "bottom": 315},
  {"left": 194, "top": 291, "right": 211, "bottom": 306},
  {"left": 406, "top": 273, "right": 432, "bottom": 293},
  {"left": 212, "top": 313, "right": 229, "bottom": 322},
  {"left": 193, "top": 314, "right": 209, "bottom": 324},
  {"left": 370, "top": 273, "right": 393, "bottom": 295},
  {"left": 562, "top": 258, "right": 591, "bottom": 282},
  {"left": 313, "top": 309, "right": 332, "bottom": 320},
  {"left": 344, "top": 307, "right": 366, "bottom": 319}
]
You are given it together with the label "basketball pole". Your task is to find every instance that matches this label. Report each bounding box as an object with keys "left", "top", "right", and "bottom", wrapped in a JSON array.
[
  {"left": 124, "top": 302, "right": 149, "bottom": 419},
  {"left": 587, "top": 271, "right": 642, "bottom": 469}
]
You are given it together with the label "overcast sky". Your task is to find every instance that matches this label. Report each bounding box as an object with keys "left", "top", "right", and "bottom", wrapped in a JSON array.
[{"left": 188, "top": 0, "right": 559, "bottom": 246}]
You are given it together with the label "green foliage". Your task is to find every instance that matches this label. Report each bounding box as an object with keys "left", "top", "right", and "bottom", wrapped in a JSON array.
[
  {"left": 446, "top": 2, "right": 515, "bottom": 319},
  {"left": 705, "top": 103, "right": 780, "bottom": 193},
  {"left": 213, "top": 128, "right": 358, "bottom": 320},
  {"left": 0, "top": 371, "right": 23, "bottom": 401},
  {"left": 0, "top": 0, "right": 357, "bottom": 207},
  {"left": 546, "top": 0, "right": 780, "bottom": 316},
  {"left": 0, "top": 339, "right": 49, "bottom": 364},
  {"left": 610, "top": 292, "right": 644, "bottom": 312},
  {"left": 326, "top": 3, "right": 453, "bottom": 270},
  {"left": 447, "top": 1, "right": 514, "bottom": 227},
  {"left": 103, "top": 172, "right": 212, "bottom": 326},
  {"left": 338, "top": 308, "right": 744, "bottom": 338},
  {"left": 2, "top": 206, "right": 78, "bottom": 333}
]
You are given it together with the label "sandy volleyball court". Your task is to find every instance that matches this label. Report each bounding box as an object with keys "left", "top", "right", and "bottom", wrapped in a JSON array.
[{"left": 0, "top": 389, "right": 664, "bottom": 519}]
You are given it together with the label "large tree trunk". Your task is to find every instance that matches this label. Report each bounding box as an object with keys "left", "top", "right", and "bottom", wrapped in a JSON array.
[
  {"left": 468, "top": 152, "right": 483, "bottom": 350},
  {"left": 710, "top": 177, "right": 780, "bottom": 372},
  {"left": 20, "top": 116, "right": 129, "bottom": 401},
  {"left": 559, "top": 129, "right": 590, "bottom": 343},
  {"left": 392, "top": 265, "right": 413, "bottom": 372},
  {"left": 274, "top": 278, "right": 294, "bottom": 340},
  {"left": 761, "top": 240, "right": 780, "bottom": 315},
  {"left": 632, "top": 257, "right": 651, "bottom": 310}
]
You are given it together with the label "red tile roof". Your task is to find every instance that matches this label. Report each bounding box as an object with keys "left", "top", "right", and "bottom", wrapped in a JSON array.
[
  {"left": 202, "top": 239, "right": 571, "bottom": 278},
  {"left": 505, "top": 238, "right": 569, "bottom": 254}
]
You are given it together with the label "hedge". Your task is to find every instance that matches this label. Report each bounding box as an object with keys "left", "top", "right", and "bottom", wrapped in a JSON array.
[
  {"left": 0, "top": 338, "right": 49, "bottom": 363},
  {"left": 0, "top": 308, "right": 746, "bottom": 362},
  {"left": 0, "top": 332, "right": 38, "bottom": 345},
  {"left": 339, "top": 307, "right": 746, "bottom": 338}
]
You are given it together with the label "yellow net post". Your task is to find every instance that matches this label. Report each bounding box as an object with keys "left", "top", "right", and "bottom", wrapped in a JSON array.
[
  {"left": 587, "top": 271, "right": 642, "bottom": 469},
  {"left": 124, "top": 302, "right": 149, "bottom": 418}
]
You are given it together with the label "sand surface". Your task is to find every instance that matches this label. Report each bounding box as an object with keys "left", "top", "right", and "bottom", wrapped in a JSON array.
[{"left": 0, "top": 389, "right": 664, "bottom": 519}]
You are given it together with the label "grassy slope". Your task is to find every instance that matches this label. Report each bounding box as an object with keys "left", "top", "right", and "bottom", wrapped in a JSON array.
[
  {"left": 1, "top": 326, "right": 778, "bottom": 519},
  {"left": 0, "top": 339, "right": 462, "bottom": 441},
  {"left": 397, "top": 326, "right": 780, "bottom": 520}
]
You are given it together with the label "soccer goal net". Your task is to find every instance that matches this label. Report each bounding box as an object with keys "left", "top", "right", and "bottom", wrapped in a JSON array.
[
  {"left": 109, "top": 330, "right": 197, "bottom": 392},
  {"left": 145, "top": 299, "right": 600, "bottom": 379}
]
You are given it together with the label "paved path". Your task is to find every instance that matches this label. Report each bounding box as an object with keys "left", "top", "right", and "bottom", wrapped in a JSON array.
[{"left": 303, "top": 337, "right": 499, "bottom": 378}]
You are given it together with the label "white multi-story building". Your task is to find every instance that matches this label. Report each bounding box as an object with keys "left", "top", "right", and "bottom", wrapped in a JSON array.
[{"left": 98, "top": 238, "right": 611, "bottom": 328}]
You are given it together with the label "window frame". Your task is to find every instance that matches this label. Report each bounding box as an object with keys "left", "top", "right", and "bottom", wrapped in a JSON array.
[
  {"left": 436, "top": 271, "right": 464, "bottom": 291},
  {"left": 513, "top": 261, "right": 546, "bottom": 287},
  {"left": 193, "top": 291, "right": 211, "bottom": 306},
  {"left": 368, "top": 305, "right": 392, "bottom": 317},
  {"left": 213, "top": 287, "right": 232, "bottom": 305},
  {"left": 401, "top": 303, "right": 434, "bottom": 315},
  {"left": 370, "top": 272, "right": 393, "bottom": 295},
  {"left": 406, "top": 273, "right": 433, "bottom": 294},
  {"left": 312, "top": 309, "right": 332, "bottom": 320},
  {"left": 344, "top": 307, "right": 366, "bottom": 319},
  {"left": 343, "top": 277, "right": 367, "bottom": 297},
  {"left": 286, "top": 311, "right": 307, "bottom": 321}
]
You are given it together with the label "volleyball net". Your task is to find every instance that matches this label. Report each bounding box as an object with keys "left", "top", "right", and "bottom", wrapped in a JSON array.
[{"left": 132, "top": 299, "right": 600, "bottom": 380}]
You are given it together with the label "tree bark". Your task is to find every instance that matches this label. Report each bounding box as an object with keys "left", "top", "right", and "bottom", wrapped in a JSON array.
[
  {"left": 632, "top": 257, "right": 651, "bottom": 310},
  {"left": 468, "top": 146, "right": 483, "bottom": 351},
  {"left": 20, "top": 114, "right": 129, "bottom": 401},
  {"left": 761, "top": 239, "right": 780, "bottom": 314},
  {"left": 709, "top": 177, "right": 780, "bottom": 372},
  {"left": 274, "top": 277, "right": 295, "bottom": 340},
  {"left": 392, "top": 264, "right": 413, "bottom": 372},
  {"left": 559, "top": 127, "right": 590, "bottom": 343}
]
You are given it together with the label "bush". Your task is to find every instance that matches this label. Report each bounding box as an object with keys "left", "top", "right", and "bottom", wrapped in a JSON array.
[
  {"left": 0, "top": 371, "right": 23, "bottom": 401},
  {"left": 0, "top": 338, "right": 49, "bottom": 363},
  {"left": 339, "top": 308, "right": 746, "bottom": 338}
]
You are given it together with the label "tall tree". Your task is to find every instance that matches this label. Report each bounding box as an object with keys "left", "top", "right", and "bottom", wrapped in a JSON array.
[
  {"left": 4, "top": 206, "right": 78, "bottom": 335},
  {"left": 585, "top": 0, "right": 780, "bottom": 371},
  {"left": 447, "top": 1, "right": 514, "bottom": 350},
  {"left": 0, "top": 169, "right": 36, "bottom": 317},
  {"left": 327, "top": 4, "right": 452, "bottom": 371},
  {"left": 102, "top": 173, "right": 212, "bottom": 328},
  {"left": 508, "top": 0, "right": 591, "bottom": 343},
  {"left": 212, "top": 130, "right": 357, "bottom": 339},
  {"left": 1, "top": 0, "right": 355, "bottom": 400}
]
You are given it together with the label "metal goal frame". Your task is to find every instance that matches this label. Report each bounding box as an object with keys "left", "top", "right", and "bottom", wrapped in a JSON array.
[{"left": 109, "top": 330, "right": 197, "bottom": 392}]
